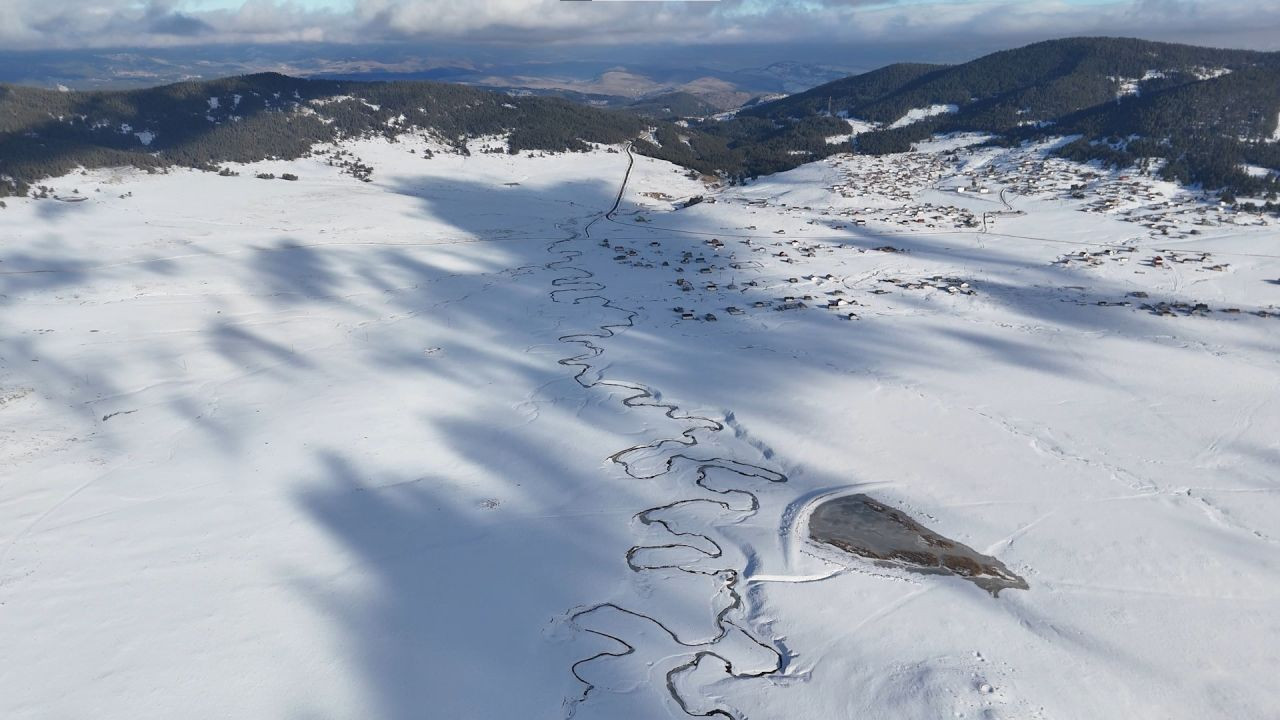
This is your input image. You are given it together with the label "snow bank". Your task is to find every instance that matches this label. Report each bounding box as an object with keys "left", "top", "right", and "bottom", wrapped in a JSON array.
[
  {"left": 826, "top": 117, "right": 879, "bottom": 145},
  {"left": 888, "top": 104, "right": 958, "bottom": 129},
  {"left": 912, "top": 132, "right": 994, "bottom": 152}
]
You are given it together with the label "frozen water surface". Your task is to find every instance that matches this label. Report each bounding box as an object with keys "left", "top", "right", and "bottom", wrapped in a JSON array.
[{"left": 809, "top": 494, "right": 1028, "bottom": 596}]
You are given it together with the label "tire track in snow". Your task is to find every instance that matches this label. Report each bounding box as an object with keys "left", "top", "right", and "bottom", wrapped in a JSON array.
[{"left": 550, "top": 145, "right": 788, "bottom": 718}]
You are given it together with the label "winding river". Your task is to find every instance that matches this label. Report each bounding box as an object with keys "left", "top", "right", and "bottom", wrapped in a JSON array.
[{"left": 549, "top": 146, "right": 788, "bottom": 719}]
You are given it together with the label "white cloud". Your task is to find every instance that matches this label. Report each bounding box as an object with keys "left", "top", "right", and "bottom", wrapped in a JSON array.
[{"left": 0, "top": 0, "right": 1277, "bottom": 52}]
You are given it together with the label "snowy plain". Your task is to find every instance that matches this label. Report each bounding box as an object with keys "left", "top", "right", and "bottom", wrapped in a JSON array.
[{"left": 1, "top": 135, "right": 1278, "bottom": 719}]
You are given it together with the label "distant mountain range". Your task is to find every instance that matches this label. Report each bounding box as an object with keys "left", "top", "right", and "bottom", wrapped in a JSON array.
[
  {"left": 1, "top": 37, "right": 1277, "bottom": 200},
  {"left": 0, "top": 44, "right": 853, "bottom": 115}
]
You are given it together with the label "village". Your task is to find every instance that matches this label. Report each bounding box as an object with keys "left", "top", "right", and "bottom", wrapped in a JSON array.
[
  {"left": 940, "top": 142, "right": 1276, "bottom": 241},
  {"left": 803, "top": 139, "right": 1278, "bottom": 242},
  {"left": 601, "top": 224, "right": 991, "bottom": 327},
  {"left": 600, "top": 138, "right": 1280, "bottom": 329}
]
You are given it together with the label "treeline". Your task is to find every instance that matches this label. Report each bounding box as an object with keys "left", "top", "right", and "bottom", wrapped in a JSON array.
[
  {"left": 683, "top": 37, "right": 1280, "bottom": 195},
  {"left": 1036, "top": 66, "right": 1280, "bottom": 195},
  {"left": 1055, "top": 136, "right": 1280, "bottom": 199},
  {"left": 0, "top": 67, "right": 859, "bottom": 194},
  {"left": 633, "top": 115, "right": 853, "bottom": 180},
  {"left": 0, "top": 73, "right": 646, "bottom": 197},
  {"left": 4, "top": 38, "right": 1279, "bottom": 199},
  {"left": 740, "top": 62, "right": 944, "bottom": 122},
  {"left": 626, "top": 92, "right": 722, "bottom": 120},
  {"left": 748, "top": 37, "right": 1276, "bottom": 129}
]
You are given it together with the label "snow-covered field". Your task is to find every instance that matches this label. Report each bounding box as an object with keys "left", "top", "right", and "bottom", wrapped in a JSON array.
[{"left": 2, "top": 137, "right": 1278, "bottom": 719}]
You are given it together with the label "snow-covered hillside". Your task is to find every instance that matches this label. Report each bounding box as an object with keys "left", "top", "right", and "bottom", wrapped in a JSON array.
[
  {"left": 1, "top": 136, "right": 1278, "bottom": 719},
  {"left": 887, "top": 103, "right": 958, "bottom": 128}
]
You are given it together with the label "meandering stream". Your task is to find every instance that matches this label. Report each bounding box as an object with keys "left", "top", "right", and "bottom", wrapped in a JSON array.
[{"left": 550, "top": 146, "right": 788, "bottom": 719}]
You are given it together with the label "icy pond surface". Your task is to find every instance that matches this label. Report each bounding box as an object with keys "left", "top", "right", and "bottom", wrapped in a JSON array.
[{"left": 809, "top": 494, "right": 1028, "bottom": 596}]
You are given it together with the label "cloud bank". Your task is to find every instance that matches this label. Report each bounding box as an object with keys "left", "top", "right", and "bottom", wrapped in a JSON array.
[{"left": 1, "top": 0, "right": 1278, "bottom": 54}]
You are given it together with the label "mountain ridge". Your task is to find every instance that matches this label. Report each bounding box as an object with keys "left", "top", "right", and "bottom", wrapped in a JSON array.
[
  {"left": 2, "top": 37, "right": 1278, "bottom": 200},
  {"left": 664, "top": 37, "right": 1280, "bottom": 196},
  {"left": 0, "top": 73, "right": 648, "bottom": 197}
]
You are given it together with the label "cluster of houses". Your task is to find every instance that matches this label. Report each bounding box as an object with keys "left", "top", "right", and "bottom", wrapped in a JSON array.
[
  {"left": 1052, "top": 245, "right": 1140, "bottom": 268},
  {"left": 616, "top": 221, "right": 1274, "bottom": 328},
  {"left": 1145, "top": 251, "right": 1230, "bottom": 272},
  {"left": 601, "top": 140, "right": 1277, "bottom": 335},
  {"left": 1053, "top": 245, "right": 1230, "bottom": 273},
  {"left": 955, "top": 152, "right": 1099, "bottom": 202},
  {"left": 877, "top": 275, "right": 976, "bottom": 295},
  {"left": 817, "top": 153, "right": 982, "bottom": 230},
  {"left": 723, "top": 141, "right": 1274, "bottom": 254},
  {"left": 602, "top": 233, "right": 866, "bottom": 323},
  {"left": 604, "top": 191, "right": 995, "bottom": 325},
  {"left": 1082, "top": 178, "right": 1270, "bottom": 242},
  {"left": 943, "top": 145, "right": 1275, "bottom": 241},
  {"left": 741, "top": 236, "right": 833, "bottom": 262},
  {"left": 826, "top": 152, "right": 951, "bottom": 202},
  {"left": 640, "top": 229, "right": 978, "bottom": 324},
  {"left": 817, "top": 201, "right": 981, "bottom": 231},
  {"left": 1128, "top": 299, "right": 1275, "bottom": 319}
]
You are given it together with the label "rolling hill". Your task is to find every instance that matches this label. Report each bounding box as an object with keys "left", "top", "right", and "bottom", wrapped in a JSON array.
[
  {"left": 0, "top": 73, "right": 648, "bottom": 197},
  {"left": 692, "top": 37, "right": 1280, "bottom": 194}
]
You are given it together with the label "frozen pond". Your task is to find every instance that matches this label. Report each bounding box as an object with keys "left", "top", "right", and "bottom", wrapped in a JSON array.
[{"left": 809, "top": 494, "right": 1027, "bottom": 596}]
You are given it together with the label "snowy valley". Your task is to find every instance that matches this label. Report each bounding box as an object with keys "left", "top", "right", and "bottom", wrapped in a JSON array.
[{"left": 1, "top": 134, "right": 1279, "bottom": 719}]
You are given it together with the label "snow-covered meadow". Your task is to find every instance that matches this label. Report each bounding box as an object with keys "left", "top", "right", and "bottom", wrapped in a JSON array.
[{"left": 1, "top": 136, "right": 1278, "bottom": 719}]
